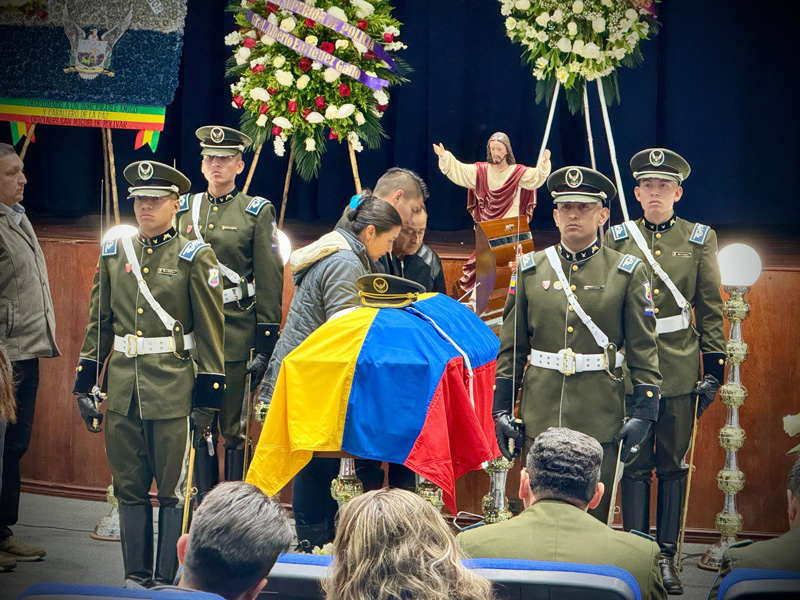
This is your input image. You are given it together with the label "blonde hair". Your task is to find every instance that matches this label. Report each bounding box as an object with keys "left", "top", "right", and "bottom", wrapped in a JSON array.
[
  {"left": 324, "top": 489, "right": 494, "bottom": 600},
  {"left": 0, "top": 343, "right": 16, "bottom": 424}
]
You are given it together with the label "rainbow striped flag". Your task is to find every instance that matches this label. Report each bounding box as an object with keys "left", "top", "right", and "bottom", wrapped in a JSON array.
[{"left": 246, "top": 293, "right": 500, "bottom": 512}]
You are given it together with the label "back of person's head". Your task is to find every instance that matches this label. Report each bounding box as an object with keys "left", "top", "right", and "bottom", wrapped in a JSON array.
[
  {"left": 526, "top": 427, "right": 603, "bottom": 508},
  {"left": 0, "top": 342, "right": 16, "bottom": 425},
  {"left": 339, "top": 192, "right": 402, "bottom": 237},
  {"left": 789, "top": 456, "right": 800, "bottom": 500},
  {"left": 373, "top": 167, "right": 429, "bottom": 202},
  {"left": 325, "top": 488, "right": 492, "bottom": 600},
  {"left": 0, "top": 143, "right": 17, "bottom": 159},
  {"left": 182, "top": 481, "right": 292, "bottom": 600}
]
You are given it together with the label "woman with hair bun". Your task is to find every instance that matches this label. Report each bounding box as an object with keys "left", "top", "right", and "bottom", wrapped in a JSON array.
[{"left": 257, "top": 192, "right": 401, "bottom": 550}]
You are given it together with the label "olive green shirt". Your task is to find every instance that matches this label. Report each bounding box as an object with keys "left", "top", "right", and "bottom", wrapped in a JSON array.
[
  {"left": 497, "top": 243, "right": 661, "bottom": 443},
  {"left": 457, "top": 500, "right": 668, "bottom": 600},
  {"left": 175, "top": 189, "right": 283, "bottom": 360},
  {"left": 75, "top": 229, "right": 225, "bottom": 419},
  {"left": 604, "top": 216, "right": 725, "bottom": 396}
]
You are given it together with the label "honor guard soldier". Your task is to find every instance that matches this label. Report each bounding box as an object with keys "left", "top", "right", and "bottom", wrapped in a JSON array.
[
  {"left": 175, "top": 126, "right": 284, "bottom": 491},
  {"left": 72, "top": 161, "right": 225, "bottom": 587},
  {"left": 493, "top": 166, "right": 662, "bottom": 524},
  {"left": 605, "top": 149, "right": 725, "bottom": 594}
]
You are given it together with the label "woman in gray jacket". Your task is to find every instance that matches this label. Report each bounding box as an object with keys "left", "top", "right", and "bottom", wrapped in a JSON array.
[{"left": 258, "top": 193, "right": 401, "bottom": 549}]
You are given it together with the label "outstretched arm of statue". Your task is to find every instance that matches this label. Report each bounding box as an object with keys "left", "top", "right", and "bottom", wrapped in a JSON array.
[
  {"left": 520, "top": 149, "right": 552, "bottom": 190},
  {"left": 433, "top": 143, "right": 477, "bottom": 188}
]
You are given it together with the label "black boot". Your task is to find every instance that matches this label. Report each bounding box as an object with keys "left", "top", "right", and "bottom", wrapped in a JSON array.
[
  {"left": 295, "top": 521, "right": 334, "bottom": 553},
  {"left": 621, "top": 477, "right": 651, "bottom": 535},
  {"left": 657, "top": 478, "right": 686, "bottom": 595},
  {"left": 118, "top": 504, "right": 154, "bottom": 586},
  {"left": 225, "top": 448, "right": 245, "bottom": 481},
  {"left": 153, "top": 507, "right": 183, "bottom": 586},
  {"left": 193, "top": 444, "right": 219, "bottom": 504}
]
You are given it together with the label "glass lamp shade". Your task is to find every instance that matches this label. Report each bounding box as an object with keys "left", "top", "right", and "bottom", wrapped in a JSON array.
[
  {"left": 275, "top": 228, "right": 292, "bottom": 266},
  {"left": 102, "top": 224, "right": 139, "bottom": 244},
  {"left": 718, "top": 243, "right": 762, "bottom": 287}
]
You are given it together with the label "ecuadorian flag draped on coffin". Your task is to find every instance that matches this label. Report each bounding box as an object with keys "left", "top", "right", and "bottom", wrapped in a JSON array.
[{"left": 246, "top": 292, "right": 500, "bottom": 513}]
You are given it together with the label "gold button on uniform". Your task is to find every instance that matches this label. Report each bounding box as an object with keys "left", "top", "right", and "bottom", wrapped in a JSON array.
[
  {"left": 137, "top": 308, "right": 144, "bottom": 314},
  {"left": 567, "top": 326, "right": 574, "bottom": 333},
  {"left": 655, "top": 250, "right": 661, "bottom": 256},
  {"left": 719, "top": 359, "right": 725, "bottom": 365},
  {"left": 568, "top": 305, "right": 574, "bottom": 312},
  {"left": 213, "top": 382, "right": 220, "bottom": 389},
  {"left": 656, "top": 233, "right": 662, "bottom": 239},
  {"left": 654, "top": 307, "right": 660, "bottom": 314},
  {"left": 142, "top": 267, "right": 149, "bottom": 274},
  {"left": 265, "top": 331, "right": 271, "bottom": 336},
  {"left": 147, "top": 248, "right": 153, "bottom": 254},
  {"left": 570, "top": 284, "right": 577, "bottom": 291},
  {"left": 572, "top": 265, "right": 578, "bottom": 272},
  {"left": 647, "top": 391, "right": 654, "bottom": 397},
  {"left": 76, "top": 365, "right": 82, "bottom": 372},
  {"left": 212, "top": 206, "right": 218, "bottom": 212},
  {"left": 208, "top": 223, "right": 215, "bottom": 230},
  {"left": 136, "top": 330, "right": 143, "bottom": 336},
  {"left": 654, "top": 289, "right": 660, "bottom": 295}
]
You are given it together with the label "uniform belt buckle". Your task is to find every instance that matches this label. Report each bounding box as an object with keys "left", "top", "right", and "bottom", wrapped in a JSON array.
[
  {"left": 124, "top": 334, "right": 138, "bottom": 358},
  {"left": 558, "top": 348, "right": 576, "bottom": 376}
]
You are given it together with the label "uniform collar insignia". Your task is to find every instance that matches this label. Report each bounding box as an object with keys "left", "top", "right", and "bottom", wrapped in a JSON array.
[
  {"left": 643, "top": 213, "right": 677, "bottom": 233},
  {"left": 137, "top": 227, "right": 177, "bottom": 247},
  {"left": 207, "top": 187, "right": 239, "bottom": 205},
  {"left": 559, "top": 239, "right": 601, "bottom": 264}
]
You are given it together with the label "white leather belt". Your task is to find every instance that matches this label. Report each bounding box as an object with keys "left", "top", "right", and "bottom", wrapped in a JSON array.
[
  {"left": 529, "top": 348, "right": 624, "bottom": 376},
  {"left": 113, "top": 333, "right": 195, "bottom": 358},
  {"left": 655, "top": 307, "right": 692, "bottom": 335},
  {"left": 222, "top": 282, "right": 256, "bottom": 304}
]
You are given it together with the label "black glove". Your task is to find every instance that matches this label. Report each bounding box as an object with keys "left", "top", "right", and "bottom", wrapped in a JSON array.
[
  {"left": 191, "top": 407, "right": 215, "bottom": 432},
  {"left": 693, "top": 373, "right": 721, "bottom": 419},
  {"left": 494, "top": 413, "right": 525, "bottom": 460},
  {"left": 614, "top": 418, "right": 652, "bottom": 462},
  {"left": 246, "top": 353, "right": 270, "bottom": 392},
  {"left": 76, "top": 393, "right": 103, "bottom": 433}
]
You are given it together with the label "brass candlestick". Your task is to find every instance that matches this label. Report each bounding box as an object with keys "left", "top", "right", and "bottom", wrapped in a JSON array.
[
  {"left": 330, "top": 458, "right": 363, "bottom": 506},
  {"left": 415, "top": 475, "right": 444, "bottom": 511},
  {"left": 482, "top": 457, "right": 514, "bottom": 524}
]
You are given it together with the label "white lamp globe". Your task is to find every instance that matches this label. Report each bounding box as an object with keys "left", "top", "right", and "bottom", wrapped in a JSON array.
[
  {"left": 102, "top": 224, "right": 138, "bottom": 244},
  {"left": 718, "top": 243, "right": 762, "bottom": 287},
  {"left": 275, "top": 229, "right": 292, "bottom": 266}
]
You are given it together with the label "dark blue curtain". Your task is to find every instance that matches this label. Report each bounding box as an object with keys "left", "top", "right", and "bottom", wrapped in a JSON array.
[{"left": 5, "top": 0, "right": 800, "bottom": 229}]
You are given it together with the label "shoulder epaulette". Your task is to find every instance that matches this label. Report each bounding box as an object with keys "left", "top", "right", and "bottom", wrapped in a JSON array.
[
  {"left": 101, "top": 238, "right": 118, "bottom": 257},
  {"left": 245, "top": 196, "right": 272, "bottom": 216},
  {"left": 618, "top": 254, "right": 642, "bottom": 274},
  {"left": 177, "top": 194, "right": 191, "bottom": 214},
  {"left": 611, "top": 223, "right": 629, "bottom": 242},
  {"left": 629, "top": 529, "right": 656, "bottom": 542},
  {"left": 690, "top": 223, "right": 710, "bottom": 246},
  {"left": 519, "top": 251, "right": 536, "bottom": 273},
  {"left": 730, "top": 539, "right": 754, "bottom": 549},
  {"left": 179, "top": 240, "right": 209, "bottom": 262}
]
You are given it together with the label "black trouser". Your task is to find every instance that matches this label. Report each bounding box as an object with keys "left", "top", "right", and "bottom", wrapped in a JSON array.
[{"left": 0, "top": 359, "right": 39, "bottom": 540}]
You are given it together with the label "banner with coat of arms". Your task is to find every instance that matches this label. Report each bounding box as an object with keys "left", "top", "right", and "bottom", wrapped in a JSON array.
[{"left": 0, "top": 0, "right": 189, "bottom": 150}]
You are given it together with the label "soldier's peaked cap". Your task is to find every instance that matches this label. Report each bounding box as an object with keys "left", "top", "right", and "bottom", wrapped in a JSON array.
[
  {"left": 630, "top": 148, "right": 690, "bottom": 183},
  {"left": 357, "top": 274, "right": 425, "bottom": 308},
  {"left": 196, "top": 125, "right": 252, "bottom": 157},
  {"left": 124, "top": 161, "right": 191, "bottom": 199},
  {"left": 547, "top": 166, "right": 617, "bottom": 205}
]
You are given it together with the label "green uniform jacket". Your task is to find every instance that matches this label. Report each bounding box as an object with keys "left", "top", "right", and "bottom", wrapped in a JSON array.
[
  {"left": 604, "top": 216, "right": 726, "bottom": 396},
  {"left": 457, "top": 500, "right": 668, "bottom": 600},
  {"left": 497, "top": 244, "right": 661, "bottom": 443},
  {"left": 74, "top": 229, "right": 225, "bottom": 420},
  {"left": 176, "top": 189, "right": 283, "bottom": 360},
  {"left": 707, "top": 528, "right": 800, "bottom": 600}
]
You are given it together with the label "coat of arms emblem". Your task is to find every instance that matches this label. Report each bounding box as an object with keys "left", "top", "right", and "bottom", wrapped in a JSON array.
[{"left": 62, "top": 4, "right": 133, "bottom": 80}]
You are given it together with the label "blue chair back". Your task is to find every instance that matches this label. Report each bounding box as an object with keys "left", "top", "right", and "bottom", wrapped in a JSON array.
[
  {"left": 261, "top": 554, "right": 332, "bottom": 599},
  {"left": 19, "top": 583, "right": 225, "bottom": 600},
  {"left": 718, "top": 568, "right": 800, "bottom": 600}
]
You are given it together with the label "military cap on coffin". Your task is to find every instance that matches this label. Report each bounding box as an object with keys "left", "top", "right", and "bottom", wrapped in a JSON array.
[
  {"left": 547, "top": 166, "right": 617, "bottom": 205},
  {"left": 123, "top": 161, "right": 191, "bottom": 199},
  {"left": 358, "top": 274, "right": 425, "bottom": 308},
  {"left": 630, "top": 148, "right": 691, "bottom": 183},
  {"left": 196, "top": 125, "right": 252, "bottom": 157}
]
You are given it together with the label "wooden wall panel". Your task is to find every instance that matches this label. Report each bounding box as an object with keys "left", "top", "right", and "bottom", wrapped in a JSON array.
[{"left": 22, "top": 234, "right": 800, "bottom": 539}]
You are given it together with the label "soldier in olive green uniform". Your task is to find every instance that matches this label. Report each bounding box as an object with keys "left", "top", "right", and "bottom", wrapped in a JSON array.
[
  {"left": 493, "top": 166, "right": 661, "bottom": 524},
  {"left": 605, "top": 149, "right": 726, "bottom": 594},
  {"left": 175, "top": 126, "right": 283, "bottom": 488},
  {"left": 458, "top": 427, "right": 668, "bottom": 600},
  {"left": 73, "top": 161, "right": 225, "bottom": 587}
]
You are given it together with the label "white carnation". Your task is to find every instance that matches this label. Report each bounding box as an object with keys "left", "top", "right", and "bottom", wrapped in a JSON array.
[
  {"left": 353, "top": 40, "right": 367, "bottom": 54},
  {"left": 384, "top": 42, "right": 407, "bottom": 51},
  {"left": 305, "top": 35, "right": 318, "bottom": 46},
  {"left": 256, "top": 114, "right": 268, "bottom": 127},
  {"left": 235, "top": 47, "right": 251, "bottom": 65},
  {"left": 224, "top": 31, "right": 243, "bottom": 46},
  {"left": 325, "top": 105, "right": 339, "bottom": 120},
  {"left": 373, "top": 89, "right": 389, "bottom": 105},
  {"left": 323, "top": 68, "right": 341, "bottom": 83},
  {"left": 296, "top": 74, "right": 310, "bottom": 90},
  {"left": 250, "top": 87, "right": 270, "bottom": 102},
  {"left": 261, "top": 35, "right": 276, "bottom": 46},
  {"left": 268, "top": 13, "right": 278, "bottom": 26},
  {"left": 272, "top": 117, "right": 293, "bottom": 129},
  {"left": 311, "top": 61, "right": 323, "bottom": 70},
  {"left": 280, "top": 17, "right": 296, "bottom": 32},
  {"left": 327, "top": 6, "right": 348, "bottom": 22},
  {"left": 335, "top": 39, "right": 350, "bottom": 50},
  {"left": 305, "top": 111, "right": 324, "bottom": 124},
  {"left": 275, "top": 70, "right": 294, "bottom": 87},
  {"left": 273, "top": 56, "right": 286, "bottom": 68},
  {"left": 305, "top": 137, "right": 316, "bottom": 152},
  {"left": 351, "top": 0, "right": 374, "bottom": 18},
  {"left": 273, "top": 137, "right": 285, "bottom": 157}
]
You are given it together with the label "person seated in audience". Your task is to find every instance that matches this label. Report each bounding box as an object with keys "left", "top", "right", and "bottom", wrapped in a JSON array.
[
  {"left": 324, "top": 488, "right": 494, "bottom": 600},
  {"left": 457, "top": 427, "right": 667, "bottom": 600},
  {"left": 140, "top": 481, "right": 292, "bottom": 600},
  {"left": 708, "top": 454, "right": 800, "bottom": 599}
]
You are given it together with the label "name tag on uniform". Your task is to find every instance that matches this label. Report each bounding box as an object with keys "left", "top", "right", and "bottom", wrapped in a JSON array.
[
  {"left": 583, "top": 285, "right": 605, "bottom": 291},
  {"left": 672, "top": 251, "right": 692, "bottom": 258},
  {"left": 221, "top": 225, "right": 239, "bottom": 231},
  {"left": 158, "top": 268, "right": 178, "bottom": 276}
]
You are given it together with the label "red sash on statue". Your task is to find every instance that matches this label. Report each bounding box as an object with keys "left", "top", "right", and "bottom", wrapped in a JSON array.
[{"left": 459, "top": 163, "right": 536, "bottom": 294}]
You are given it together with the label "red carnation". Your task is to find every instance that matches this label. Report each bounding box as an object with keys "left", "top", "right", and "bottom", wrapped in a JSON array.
[
  {"left": 305, "top": 18, "right": 316, "bottom": 27},
  {"left": 251, "top": 64, "right": 265, "bottom": 73},
  {"left": 357, "top": 20, "right": 369, "bottom": 30},
  {"left": 338, "top": 83, "right": 351, "bottom": 97},
  {"left": 320, "top": 41, "right": 335, "bottom": 54},
  {"left": 298, "top": 57, "right": 312, "bottom": 72},
  {"left": 36, "top": 9, "right": 48, "bottom": 19},
  {"left": 365, "top": 50, "right": 377, "bottom": 60},
  {"left": 268, "top": 87, "right": 279, "bottom": 95},
  {"left": 272, "top": 126, "right": 282, "bottom": 136},
  {"left": 329, "top": 130, "right": 339, "bottom": 140},
  {"left": 383, "top": 33, "right": 394, "bottom": 43},
  {"left": 315, "top": 96, "right": 327, "bottom": 109},
  {"left": 259, "top": 103, "right": 269, "bottom": 114},
  {"left": 288, "top": 100, "right": 297, "bottom": 113},
  {"left": 243, "top": 37, "right": 255, "bottom": 48},
  {"left": 376, "top": 103, "right": 388, "bottom": 113},
  {"left": 232, "top": 95, "right": 244, "bottom": 108},
  {"left": 266, "top": 2, "right": 278, "bottom": 13},
  {"left": 302, "top": 108, "right": 312, "bottom": 118}
]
